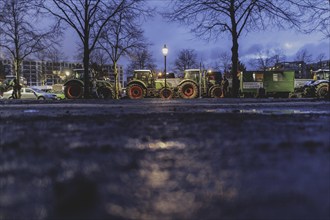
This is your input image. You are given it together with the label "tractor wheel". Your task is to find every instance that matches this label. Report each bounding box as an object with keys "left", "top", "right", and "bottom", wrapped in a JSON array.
[
  {"left": 315, "top": 83, "right": 328, "bottom": 98},
  {"left": 98, "top": 86, "right": 115, "bottom": 99},
  {"left": 302, "top": 87, "right": 313, "bottom": 97},
  {"left": 160, "top": 88, "right": 173, "bottom": 99},
  {"left": 64, "top": 82, "right": 83, "bottom": 99},
  {"left": 178, "top": 81, "right": 198, "bottom": 99},
  {"left": 209, "top": 86, "right": 222, "bottom": 98},
  {"left": 127, "top": 84, "right": 146, "bottom": 99}
]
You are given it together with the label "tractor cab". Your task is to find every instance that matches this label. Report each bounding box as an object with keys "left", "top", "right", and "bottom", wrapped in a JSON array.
[
  {"left": 206, "top": 71, "right": 222, "bottom": 84},
  {"left": 133, "top": 70, "right": 156, "bottom": 87},
  {"left": 184, "top": 69, "right": 200, "bottom": 81},
  {"left": 312, "top": 69, "right": 329, "bottom": 80},
  {"left": 71, "top": 69, "right": 86, "bottom": 80}
]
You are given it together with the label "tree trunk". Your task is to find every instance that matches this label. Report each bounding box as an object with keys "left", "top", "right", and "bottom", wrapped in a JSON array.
[
  {"left": 231, "top": 35, "right": 239, "bottom": 98},
  {"left": 14, "top": 33, "right": 21, "bottom": 99},
  {"left": 83, "top": 45, "right": 90, "bottom": 99},
  {"left": 230, "top": 1, "right": 240, "bottom": 98},
  {"left": 114, "top": 61, "right": 119, "bottom": 99},
  {"left": 83, "top": 0, "right": 90, "bottom": 99},
  {"left": 14, "top": 58, "right": 21, "bottom": 99}
]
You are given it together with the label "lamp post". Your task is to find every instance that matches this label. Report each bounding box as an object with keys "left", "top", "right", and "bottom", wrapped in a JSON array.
[{"left": 162, "top": 44, "right": 168, "bottom": 91}]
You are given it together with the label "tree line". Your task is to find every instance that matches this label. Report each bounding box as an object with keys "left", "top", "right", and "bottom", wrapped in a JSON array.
[
  {"left": 163, "top": 0, "right": 329, "bottom": 97},
  {"left": 0, "top": 0, "right": 328, "bottom": 98},
  {"left": 0, "top": 0, "right": 152, "bottom": 99}
]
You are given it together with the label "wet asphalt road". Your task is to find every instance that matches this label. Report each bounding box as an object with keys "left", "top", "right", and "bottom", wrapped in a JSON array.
[{"left": 0, "top": 98, "right": 329, "bottom": 220}]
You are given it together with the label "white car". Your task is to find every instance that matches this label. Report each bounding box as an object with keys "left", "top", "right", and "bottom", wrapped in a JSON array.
[{"left": 2, "top": 87, "right": 57, "bottom": 100}]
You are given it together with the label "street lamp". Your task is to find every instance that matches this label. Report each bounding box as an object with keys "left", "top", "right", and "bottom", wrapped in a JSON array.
[{"left": 162, "top": 44, "right": 168, "bottom": 91}]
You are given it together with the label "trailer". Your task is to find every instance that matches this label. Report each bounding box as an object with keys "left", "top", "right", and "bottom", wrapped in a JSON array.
[{"left": 239, "top": 71, "right": 295, "bottom": 98}]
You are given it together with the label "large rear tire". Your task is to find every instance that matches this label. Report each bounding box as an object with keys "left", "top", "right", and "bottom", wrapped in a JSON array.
[
  {"left": 127, "top": 84, "right": 146, "bottom": 99},
  {"left": 98, "top": 86, "right": 115, "bottom": 99},
  {"left": 178, "top": 81, "right": 198, "bottom": 99},
  {"left": 315, "top": 83, "right": 328, "bottom": 98},
  {"left": 64, "top": 82, "right": 83, "bottom": 99},
  {"left": 209, "top": 86, "right": 222, "bottom": 98}
]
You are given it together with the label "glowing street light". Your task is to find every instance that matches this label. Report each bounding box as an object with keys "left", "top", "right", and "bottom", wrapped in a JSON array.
[
  {"left": 162, "top": 44, "right": 168, "bottom": 91},
  {"left": 161, "top": 44, "right": 171, "bottom": 99}
]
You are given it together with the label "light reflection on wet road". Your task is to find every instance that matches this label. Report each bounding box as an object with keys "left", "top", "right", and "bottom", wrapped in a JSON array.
[{"left": 0, "top": 99, "right": 329, "bottom": 220}]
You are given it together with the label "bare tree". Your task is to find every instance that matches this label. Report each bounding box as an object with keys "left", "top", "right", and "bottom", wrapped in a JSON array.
[
  {"left": 38, "top": 0, "right": 141, "bottom": 98},
  {"left": 126, "top": 48, "right": 157, "bottom": 76},
  {"left": 0, "top": 0, "right": 58, "bottom": 97},
  {"left": 174, "top": 49, "right": 198, "bottom": 73},
  {"left": 164, "top": 0, "right": 311, "bottom": 97},
  {"left": 89, "top": 49, "right": 109, "bottom": 80},
  {"left": 295, "top": 48, "right": 313, "bottom": 63},
  {"left": 34, "top": 47, "right": 67, "bottom": 85},
  {"left": 298, "top": 0, "right": 330, "bottom": 38},
  {"left": 273, "top": 49, "right": 286, "bottom": 64},
  {"left": 216, "top": 51, "right": 231, "bottom": 74},
  {"left": 98, "top": 5, "right": 151, "bottom": 99},
  {"left": 249, "top": 48, "right": 286, "bottom": 70},
  {"left": 315, "top": 53, "right": 325, "bottom": 63},
  {"left": 249, "top": 50, "right": 273, "bottom": 71}
]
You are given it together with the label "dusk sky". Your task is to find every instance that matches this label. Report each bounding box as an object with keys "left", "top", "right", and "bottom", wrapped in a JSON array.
[{"left": 63, "top": 0, "right": 330, "bottom": 72}]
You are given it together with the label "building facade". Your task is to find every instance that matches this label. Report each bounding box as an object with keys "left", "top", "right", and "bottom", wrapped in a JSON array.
[
  {"left": 0, "top": 59, "right": 125, "bottom": 87},
  {"left": 275, "top": 60, "right": 330, "bottom": 79},
  {"left": 307, "top": 60, "right": 330, "bottom": 71},
  {"left": 275, "top": 61, "right": 309, "bottom": 79}
]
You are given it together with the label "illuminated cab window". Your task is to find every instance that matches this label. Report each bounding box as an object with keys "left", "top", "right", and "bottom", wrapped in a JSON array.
[
  {"left": 273, "top": 73, "right": 283, "bottom": 81},
  {"left": 253, "top": 73, "right": 263, "bottom": 82}
]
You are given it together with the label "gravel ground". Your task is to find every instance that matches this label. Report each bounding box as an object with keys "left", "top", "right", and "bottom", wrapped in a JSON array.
[{"left": 0, "top": 98, "right": 329, "bottom": 220}]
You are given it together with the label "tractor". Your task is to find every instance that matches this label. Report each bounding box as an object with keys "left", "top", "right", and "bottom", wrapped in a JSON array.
[
  {"left": 177, "top": 69, "right": 222, "bottom": 99},
  {"left": 64, "top": 69, "right": 115, "bottom": 99},
  {"left": 301, "top": 69, "right": 329, "bottom": 98},
  {"left": 126, "top": 70, "right": 181, "bottom": 99},
  {"left": 126, "top": 69, "right": 222, "bottom": 99}
]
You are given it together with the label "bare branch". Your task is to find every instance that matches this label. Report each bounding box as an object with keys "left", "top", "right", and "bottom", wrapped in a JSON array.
[
  {"left": 37, "top": 0, "right": 152, "bottom": 98},
  {"left": 0, "top": 0, "right": 60, "bottom": 87},
  {"left": 164, "top": 0, "right": 318, "bottom": 97},
  {"left": 174, "top": 49, "right": 199, "bottom": 73}
]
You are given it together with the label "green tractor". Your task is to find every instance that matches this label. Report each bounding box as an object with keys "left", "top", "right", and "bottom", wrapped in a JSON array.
[
  {"left": 64, "top": 69, "right": 115, "bottom": 99},
  {"left": 177, "top": 69, "right": 222, "bottom": 99},
  {"left": 126, "top": 69, "right": 222, "bottom": 99},
  {"left": 126, "top": 70, "right": 180, "bottom": 99}
]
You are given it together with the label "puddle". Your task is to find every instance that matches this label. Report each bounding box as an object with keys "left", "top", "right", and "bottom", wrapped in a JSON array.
[
  {"left": 23, "top": 109, "right": 40, "bottom": 113},
  {"left": 126, "top": 139, "right": 186, "bottom": 150}
]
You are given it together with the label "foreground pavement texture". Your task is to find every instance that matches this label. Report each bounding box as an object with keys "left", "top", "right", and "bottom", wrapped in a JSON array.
[{"left": 0, "top": 99, "right": 329, "bottom": 220}]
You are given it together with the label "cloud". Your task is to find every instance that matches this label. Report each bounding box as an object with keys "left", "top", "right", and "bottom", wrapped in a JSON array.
[
  {"left": 286, "top": 42, "right": 330, "bottom": 61},
  {"left": 241, "top": 44, "right": 263, "bottom": 56},
  {"left": 284, "top": 42, "right": 294, "bottom": 49}
]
